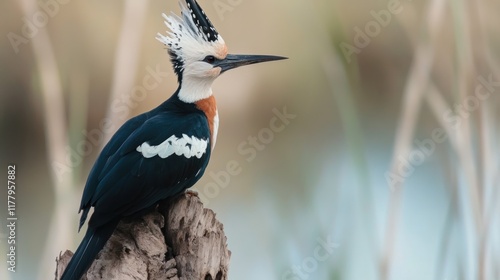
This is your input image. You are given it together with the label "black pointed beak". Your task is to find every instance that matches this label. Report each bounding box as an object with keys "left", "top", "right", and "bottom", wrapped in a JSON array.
[{"left": 215, "top": 54, "right": 287, "bottom": 73}]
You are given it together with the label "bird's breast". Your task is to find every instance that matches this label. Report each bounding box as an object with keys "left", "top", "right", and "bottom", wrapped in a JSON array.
[{"left": 195, "top": 95, "right": 218, "bottom": 149}]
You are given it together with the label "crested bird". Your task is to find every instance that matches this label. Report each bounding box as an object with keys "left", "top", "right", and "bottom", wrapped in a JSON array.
[{"left": 60, "top": 0, "right": 286, "bottom": 279}]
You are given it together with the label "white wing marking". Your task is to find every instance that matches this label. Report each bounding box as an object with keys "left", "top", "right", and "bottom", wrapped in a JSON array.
[{"left": 136, "top": 134, "right": 208, "bottom": 159}]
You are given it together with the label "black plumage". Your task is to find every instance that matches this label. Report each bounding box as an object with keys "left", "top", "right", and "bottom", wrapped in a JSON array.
[{"left": 60, "top": 90, "right": 212, "bottom": 280}]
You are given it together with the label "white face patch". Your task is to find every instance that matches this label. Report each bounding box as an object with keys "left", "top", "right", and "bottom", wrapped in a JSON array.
[{"left": 136, "top": 134, "right": 208, "bottom": 159}]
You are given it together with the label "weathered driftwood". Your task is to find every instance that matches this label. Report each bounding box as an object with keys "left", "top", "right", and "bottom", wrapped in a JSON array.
[{"left": 55, "top": 193, "right": 230, "bottom": 280}]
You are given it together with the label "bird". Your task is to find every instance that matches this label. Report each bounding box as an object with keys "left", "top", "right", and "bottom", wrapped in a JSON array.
[{"left": 60, "top": 0, "right": 286, "bottom": 279}]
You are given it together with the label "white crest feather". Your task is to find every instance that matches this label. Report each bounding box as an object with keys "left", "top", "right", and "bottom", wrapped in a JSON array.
[{"left": 156, "top": 1, "right": 225, "bottom": 70}]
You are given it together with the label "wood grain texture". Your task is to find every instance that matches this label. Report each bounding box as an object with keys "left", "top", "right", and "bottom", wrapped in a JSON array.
[{"left": 55, "top": 193, "right": 230, "bottom": 280}]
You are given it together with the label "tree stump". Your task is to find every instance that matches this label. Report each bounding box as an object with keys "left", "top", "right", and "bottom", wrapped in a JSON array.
[{"left": 55, "top": 193, "right": 231, "bottom": 280}]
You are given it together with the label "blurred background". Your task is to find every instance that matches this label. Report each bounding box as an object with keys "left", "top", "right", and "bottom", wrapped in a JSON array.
[{"left": 1, "top": 0, "right": 499, "bottom": 279}]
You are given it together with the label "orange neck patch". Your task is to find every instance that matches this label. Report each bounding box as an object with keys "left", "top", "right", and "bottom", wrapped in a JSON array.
[{"left": 195, "top": 95, "right": 217, "bottom": 144}]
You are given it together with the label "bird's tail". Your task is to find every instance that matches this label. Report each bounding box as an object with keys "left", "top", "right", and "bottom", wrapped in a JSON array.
[{"left": 60, "top": 220, "right": 119, "bottom": 280}]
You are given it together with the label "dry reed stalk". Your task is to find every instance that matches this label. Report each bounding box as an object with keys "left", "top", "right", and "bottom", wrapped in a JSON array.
[
  {"left": 102, "top": 0, "right": 150, "bottom": 144},
  {"left": 17, "top": 0, "right": 75, "bottom": 279},
  {"left": 380, "top": 0, "right": 447, "bottom": 278}
]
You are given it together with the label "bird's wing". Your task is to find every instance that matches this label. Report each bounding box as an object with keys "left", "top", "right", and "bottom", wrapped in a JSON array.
[
  {"left": 79, "top": 111, "right": 211, "bottom": 229},
  {"left": 78, "top": 113, "right": 149, "bottom": 229}
]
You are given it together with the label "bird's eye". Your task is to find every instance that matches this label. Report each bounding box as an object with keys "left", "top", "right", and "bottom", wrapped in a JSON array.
[{"left": 203, "top": 55, "right": 216, "bottom": 64}]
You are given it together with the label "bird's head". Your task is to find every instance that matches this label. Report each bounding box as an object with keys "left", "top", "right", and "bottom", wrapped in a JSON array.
[{"left": 157, "top": 0, "right": 286, "bottom": 103}]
